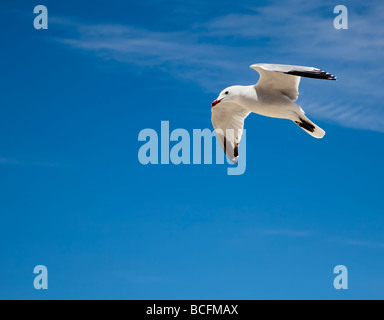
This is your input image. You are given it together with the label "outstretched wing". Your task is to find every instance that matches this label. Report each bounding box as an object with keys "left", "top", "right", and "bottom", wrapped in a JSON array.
[
  {"left": 250, "top": 63, "right": 337, "bottom": 101},
  {"left": 211, "top": 101, "right": 250, "bottom": 164}
]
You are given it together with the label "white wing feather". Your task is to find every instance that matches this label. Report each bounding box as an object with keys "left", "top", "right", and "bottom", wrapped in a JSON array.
[
  {"left": 251, "top": 63, "right": 337, "bottom": 101},
  {"left": 211, "top": 101, "right": 250, "bottom": 164}
]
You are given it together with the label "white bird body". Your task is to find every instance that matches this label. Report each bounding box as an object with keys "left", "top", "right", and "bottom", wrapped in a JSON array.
[
  {"left": 211, "top": 63, "right": 337, "bottom": 163},
  {"left": 229, "top": 85, "right": 298, "bottom": 119}
]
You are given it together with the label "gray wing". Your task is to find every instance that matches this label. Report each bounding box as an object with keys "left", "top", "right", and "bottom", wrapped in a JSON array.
[
  {"left": 250, "top": 63, "right": 337, "bottom": 101},
  {"left": 211, "top": 101, "right": 250, "bottom": 164}
]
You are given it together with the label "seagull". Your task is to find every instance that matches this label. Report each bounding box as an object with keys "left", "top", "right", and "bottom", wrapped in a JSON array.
[{"left": 211, "top": 63, "right": 337, "bottom": 163}]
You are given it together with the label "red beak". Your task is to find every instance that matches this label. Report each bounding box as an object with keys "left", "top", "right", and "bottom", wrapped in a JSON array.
[{"left": 211, "top": 98, "right": 222, "bottom": 107}]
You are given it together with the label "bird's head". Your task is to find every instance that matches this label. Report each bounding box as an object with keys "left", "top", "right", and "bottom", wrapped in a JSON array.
[{"left": 211, "top": 86, "right": 239, "bottom": 108}]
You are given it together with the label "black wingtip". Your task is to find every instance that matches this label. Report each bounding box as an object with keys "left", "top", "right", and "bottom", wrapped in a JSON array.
[
  {"left": 234, "top": 145, "right": 239, "bottom": 158},
  {"left": 326, "top": 71, "right": 337, "bottom": 81},
  {"left": 319, "top": 69, "right": 337, "bottom": 81},
  {"left": 286, "top": 69, "right": 338, "bottom": 81},
  {"left": 295, "top": 118, "right": 315, "bottom": 133}
]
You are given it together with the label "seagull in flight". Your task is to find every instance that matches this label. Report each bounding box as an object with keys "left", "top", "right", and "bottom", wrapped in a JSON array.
[{"left": 211, "top": 63, "right": 337, "bottom": 163}]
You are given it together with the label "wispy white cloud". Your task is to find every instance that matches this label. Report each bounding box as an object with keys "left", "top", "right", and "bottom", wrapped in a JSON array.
[
  {"left": 328, "top": 237, "right": 384, "bottom": 249},
  {"left": 0, "top": 157, "right": 67, "bottom": 168},
  {"left": 53, "top": 19, "right": 241, "bottom": 90},
  {"left": 0, "top": 158, "right": 21, "bottom": 165},
  {"left": 51, "top": 0, "right": 384, "bottom": 133},
  {"left": 259, "top": 228, "right": 312, "bottom": 238},
  {"left": 250, "top": 227, "right": 384, "bottom": 249},
  {"left": 302, "top": 101, "right": 384, "bottom": 133}
]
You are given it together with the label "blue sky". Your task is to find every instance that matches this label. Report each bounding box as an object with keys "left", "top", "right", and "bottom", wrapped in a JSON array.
[{"left": 0, "top": 0, "right": 384, "bottom": 299}]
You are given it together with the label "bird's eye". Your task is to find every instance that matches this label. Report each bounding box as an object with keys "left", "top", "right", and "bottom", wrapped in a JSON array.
[{"left": 225, "top": 91, "right": 229, "bottom": 94}]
